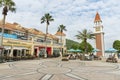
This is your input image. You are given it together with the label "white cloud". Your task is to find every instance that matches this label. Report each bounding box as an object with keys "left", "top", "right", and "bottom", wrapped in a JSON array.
[{"left": 0, "top": 0, "right": 120, "bottom": 49}]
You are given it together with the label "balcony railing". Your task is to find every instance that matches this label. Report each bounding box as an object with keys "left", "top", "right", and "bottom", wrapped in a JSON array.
[{"left": 2, "top": 33, "right": 63, "bottom": 46}]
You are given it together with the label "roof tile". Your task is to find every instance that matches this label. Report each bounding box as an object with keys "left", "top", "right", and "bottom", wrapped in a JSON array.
[
  {"left": 94, "top": 12, "right": 102, "bottom": 22},
  {"left": 55, "top": 31, "right": 66, "bottom": 36}
]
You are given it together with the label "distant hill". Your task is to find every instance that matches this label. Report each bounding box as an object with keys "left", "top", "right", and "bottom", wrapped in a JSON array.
[{"left": 66, "top": 39, "right": 79, "bottom": 49}]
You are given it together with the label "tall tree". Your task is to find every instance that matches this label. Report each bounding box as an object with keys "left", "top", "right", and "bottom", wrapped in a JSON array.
[
  {"left": 76, "top": 29, "right": 94, "bottom": 59},
  {"left": 57, "top": 24, "right": 67, "bottom": 43},
  {"left": 0, "top": 0, "right": 16, "bottom": 46},
  {"left": 57, "top": 24, "right": 67, "bottom": 55},
  {"left": 79, "top": 41, "right": 93, "bottom": 53},
  {"left": 41, "top": 13, "right": 54, "bottom": 57},
  {"left": 113, "top": 40, "right": 120, "bottom": 53}
]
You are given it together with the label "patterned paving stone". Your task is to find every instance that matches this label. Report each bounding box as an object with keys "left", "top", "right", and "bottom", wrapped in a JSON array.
[{"left": 0, "top": 58, "right": 120, "bottom": 80}]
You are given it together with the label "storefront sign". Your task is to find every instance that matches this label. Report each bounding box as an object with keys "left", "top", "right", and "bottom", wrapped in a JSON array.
[{"left": 0, "top": 33, "right": 17, "bottom": 39}]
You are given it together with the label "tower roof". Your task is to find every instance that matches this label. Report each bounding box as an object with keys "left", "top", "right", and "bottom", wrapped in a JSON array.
[
  {"left": 55, "top": 31, "right": 66, "bottom": 36},
  {"left": 94, "top": 12, "right": 102, "bottom": 23}
]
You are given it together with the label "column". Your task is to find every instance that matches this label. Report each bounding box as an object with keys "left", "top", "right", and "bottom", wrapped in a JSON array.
[{"left": 9, "top": 45, "right": 13, "bottom": 57}]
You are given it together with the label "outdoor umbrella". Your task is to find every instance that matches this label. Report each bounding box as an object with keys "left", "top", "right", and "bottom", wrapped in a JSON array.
[
  {"left": 92, "top": 48, "right": 100, "bottom": 55},
  {"left": 105, "top": 48, "right": 118, "bottom": 58},
  {"left": 105, "top": 48, "right": 118, "bottom": 53},
  {"left": 75, "top": 49, "right": 81, "bottom": 52},
  {"left": 92, "top": 48, "right": 100, "bottom": 52},
  {"left": 67, "top": 49, "right": 76, "bottom": 52}
]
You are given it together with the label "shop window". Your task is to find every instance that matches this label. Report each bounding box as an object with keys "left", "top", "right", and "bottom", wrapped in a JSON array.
[
  {"left": 4, "top": 29, "right": 10, "bottom": 34},
  {"left": 13, "top": 50, "right": 17, "bottom": 57}
]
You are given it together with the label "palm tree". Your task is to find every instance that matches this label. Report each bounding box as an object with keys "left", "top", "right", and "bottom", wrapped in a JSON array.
[
  {"left": 41, "top": 13, "right": 54, "bottom": 57},
  {"left": 57, "top": 24, "right": 67, "bottom": 43},
  {"left": 57, "top": 24, "right": 67, "bottom": 55},
  {"left": 76, "top": 29, "right": 94, "bottom": 60},
  {"left": 0, "top": 0, "right": 16, "bottom": 46}
]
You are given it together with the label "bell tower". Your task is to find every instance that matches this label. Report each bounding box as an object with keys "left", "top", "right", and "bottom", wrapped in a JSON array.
[{"left": 94, "top": 12, "right": 105, "bottom": 57}]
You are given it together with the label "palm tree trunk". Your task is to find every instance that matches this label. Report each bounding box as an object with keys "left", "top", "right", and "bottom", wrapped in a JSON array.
[
  {"left": 83, "top": 39, "right": 87, "bottom": 60},
  {"left": 44, "top": 23, "right": 48, "bottom": 58},
  {"left": 61, "top": 32, "right": 62, "bottom": 43},
  {"left": 61, "top": 32, "right": 63, "bottom": 56},
  {"left": 0, "top": 15, "right": 6, "bottom": 62},
  {"left": 0, "top": 14, "right": 6, "bottom": 46}
]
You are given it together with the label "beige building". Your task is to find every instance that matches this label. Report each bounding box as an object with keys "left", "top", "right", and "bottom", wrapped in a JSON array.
[{"left": 0, "top": 21, "right": 66, "bottom": 58}]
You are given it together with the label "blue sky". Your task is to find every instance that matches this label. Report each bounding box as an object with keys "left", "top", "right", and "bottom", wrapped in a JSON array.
[{"left": 0, "top": 0, "right": 120, "bottom": 49}]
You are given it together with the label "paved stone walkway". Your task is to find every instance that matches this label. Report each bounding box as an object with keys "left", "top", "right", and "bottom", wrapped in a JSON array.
[{"left": 0, "top": 58, "right": 120, "bottom": 80}]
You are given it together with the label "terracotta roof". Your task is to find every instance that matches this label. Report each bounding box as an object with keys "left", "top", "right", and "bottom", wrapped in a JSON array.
[
  {"left": 14, "top": 25, "right": 26, "bottom": 32},
  {"left": 0, "top": 21, "right": 57, "bottom": 39},
  {"left": 0, "top": 22, "right": 27, "bottom": 32},
  {"left": 47, "top": 33, "right": 58, "bottom": 40},
  {"left": 52, "top": 35, "right": 59, "bottom": 40},
  {"left": 0, "top": 22, "right": 15, "bottom": 30},
  {"left": 28, "top": 28, "right": 45, "bottom": 36},
  {"left": 94, "top": 12, "right": 102, "bottom": 23},
  {"left": 28, "top": 28, "right": 39, "bottom": 35},
  {"left": 55, "top": 31, "right": 66, "bottom": 36}
]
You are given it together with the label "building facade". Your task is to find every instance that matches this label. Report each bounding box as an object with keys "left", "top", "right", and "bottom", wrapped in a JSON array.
[{"left": 0, "top": 21, "right": 66, "bottom": 58}]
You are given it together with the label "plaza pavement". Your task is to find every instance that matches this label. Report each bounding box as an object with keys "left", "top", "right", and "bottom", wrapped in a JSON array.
[{"left": 0, "top": 58, "right": 120, "bottom": 80}]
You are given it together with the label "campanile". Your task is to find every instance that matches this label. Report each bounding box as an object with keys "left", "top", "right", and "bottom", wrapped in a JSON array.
[{"left": 94, "top": 12, "right": 105, "bottom": 57}]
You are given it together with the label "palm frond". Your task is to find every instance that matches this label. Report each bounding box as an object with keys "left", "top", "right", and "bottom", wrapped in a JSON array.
[
  {"left": 41, "top": 13, "right": 54, "bottom": 25},
  {"left": 0, "top": 0, "right": 16, "bottom": 14},
  {"left": 57, "top": 27, "right": 60, "bottom": 32},
  {"left": 41, "top": 16, "right": 45, "bottom": 23},
  {"left": 49, "top": 18, "right": 54, "bottom": 21},
  {"left": 0, "top": 0, "right": 3, "bottom": 7},
  {"left": 76, "top": 29, "right": 95, "bottom": 41},
  {"left": 57, "top": 24, "right": 67, "bottom": 33},
  {"left": 9, "top": 7, "right": 16, "bottom": 12}
]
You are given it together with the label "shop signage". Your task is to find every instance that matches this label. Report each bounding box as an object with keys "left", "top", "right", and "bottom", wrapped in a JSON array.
[{"left": 0, "top": 33, "right": 17, "bottom": 39}]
